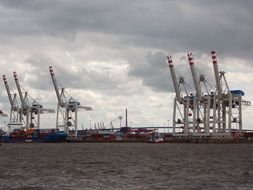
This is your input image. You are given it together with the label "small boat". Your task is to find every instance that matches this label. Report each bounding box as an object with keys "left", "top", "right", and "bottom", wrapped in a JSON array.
[
  {"left": 147, "top": 138, "right": 166, "bottom": 143},
  {"left": 147, "top": 132, "right": 166, "bottom": 143}
]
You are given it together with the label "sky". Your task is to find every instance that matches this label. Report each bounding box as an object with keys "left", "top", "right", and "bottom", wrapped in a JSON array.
[{"left": 0, "top": 0, "right": 253, "bottom": 130}]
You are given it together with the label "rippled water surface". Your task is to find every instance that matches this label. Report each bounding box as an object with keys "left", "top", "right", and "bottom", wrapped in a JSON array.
[{"left": 1, "top": 143, "right": 253, "bottom": 190}]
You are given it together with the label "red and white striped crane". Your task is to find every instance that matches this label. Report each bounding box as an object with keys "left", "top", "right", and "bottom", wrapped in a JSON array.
[
  {"left": 2, "top": 75, "right": 20, "bottom": 124},
  {"left": 49, "top": 66, "right": 92, "bottom": 138},
  {"left": 12, "top": 72, "right": 54, "bottom": 129}
]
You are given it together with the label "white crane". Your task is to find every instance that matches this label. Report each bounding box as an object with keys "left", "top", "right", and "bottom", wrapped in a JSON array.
[
  {"left": 2, "top": 75, "right": 21, "bottom": 125},
  {"left": 167, "top": 50, "right": 251, "bottom": 140},
  {"left": 167, "top": 55, "right": 193, "bottom": 136},
  {"left": 13, "top": 72, "right": 54, "bottom": 129},
  {"left": 13, "top": 72, "right": 30, "bottom": 128},
  {"left": 49, "top": 66, "right": 92, "bottom": 138}
]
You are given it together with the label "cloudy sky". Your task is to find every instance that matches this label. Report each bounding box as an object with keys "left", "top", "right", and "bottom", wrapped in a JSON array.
[{"left": 0, "top": 0, "right": 252, "bottom": 130}]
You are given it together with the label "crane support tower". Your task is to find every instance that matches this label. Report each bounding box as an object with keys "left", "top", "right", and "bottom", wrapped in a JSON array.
[
  {"left": 49, "top": 66, "right": 92, "bottom": 138},
  {"left": 167, "top": 51, "right": 250, "bottom": 140}
]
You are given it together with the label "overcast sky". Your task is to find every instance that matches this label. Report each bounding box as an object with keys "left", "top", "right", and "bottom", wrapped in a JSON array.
[{"left": 0, "top": 0, "right": 252, "bottom": 130}]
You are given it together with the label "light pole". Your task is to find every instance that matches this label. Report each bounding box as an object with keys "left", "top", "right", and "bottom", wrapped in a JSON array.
[{"left": 167, "top": 120, "right": 170, "bottom": 133}]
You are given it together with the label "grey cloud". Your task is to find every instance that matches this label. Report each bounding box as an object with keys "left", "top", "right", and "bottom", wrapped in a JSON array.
[
  {"left": 129, "top": 51, "right": 172, "bottom": 92},
  {"left": 16, "top": 53, "right": 127, "bottom": 96},
  {"left": 0, "top": 0, "right": 253, "bottom": 60},
  {"left": 0, "top": 0, "right": 252, "bottom": 97},
  {"left": 129, "top": 51, "right": 215, "bottom": 93}
]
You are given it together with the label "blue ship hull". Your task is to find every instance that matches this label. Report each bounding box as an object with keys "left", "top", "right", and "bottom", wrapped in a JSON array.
[{"left": 2, "top": 131, "right": 67, "bottom": 143}]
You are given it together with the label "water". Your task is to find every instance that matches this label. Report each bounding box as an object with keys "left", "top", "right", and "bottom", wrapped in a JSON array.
[{"left": 1, "top": 143, "right": 253, "bottom": 190}]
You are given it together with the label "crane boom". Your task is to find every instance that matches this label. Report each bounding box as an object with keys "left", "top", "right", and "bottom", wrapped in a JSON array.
[
  {"left": 49, "top": 66, "right": 62, "bottom": 106},
  {"left": 167, "top": 55, "right": 181, "bottom": 101},
  {"left": 13, "top": 72, "right": 25, "bottom": 109},
  {"left": 187, "top": 53, "right": 201, "bottom": 99},
  {"left": 211, "top": 50, "right": 222, "bottom": 97},
  {"left": 3, "top": 75, "right": 13, "bottom": 108}
]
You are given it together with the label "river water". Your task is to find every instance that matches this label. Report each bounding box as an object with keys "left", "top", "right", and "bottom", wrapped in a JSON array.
[{"left": 0, "top": 143, "right": 253, "bottom": 190}]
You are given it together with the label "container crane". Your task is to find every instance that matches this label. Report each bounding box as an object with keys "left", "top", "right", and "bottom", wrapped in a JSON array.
[
  {"left": 13, "top": 72, "right": 54, "bottom": 129},
  {"left": 49, "top": 66, "right": 92, "bottom": 138},
  {"left": 13, "top": 72, "right": 30, "bottom": 128},
  {"left": 167, "top": 55, "right": 193, "bottom": 136},
  {"left": 211, "top": 51, "right": 243, "bottom": 135},
  {"left": 187, "top": 53, "right": 212, "bottom": 136},
  {"left": 2, "top": 75, "right": 21, "bottom": 125},
  {"left": 167, "top": 50, "right": 251, "bottom": 140}
]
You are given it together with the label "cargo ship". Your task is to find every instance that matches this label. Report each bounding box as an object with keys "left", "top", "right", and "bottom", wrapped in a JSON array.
[
  {"left": 67, "top": 127, "right": 160, "bottom": 143},
  {"left": 65, "top": 126, "right": 253, "bottom": 143},
  {"left": 2, "top": 128, "right": 67, "bottom": 143}
]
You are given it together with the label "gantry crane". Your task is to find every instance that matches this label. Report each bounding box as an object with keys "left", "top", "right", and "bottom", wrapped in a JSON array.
[
  {"left": 210, "top": 51, "right": 249, "bottom": 135},
  {"left": 13, "top": 72, "right": 30, "bottom": 128},
  {"left": 167, "top": 55, "right": 194, "bottom": 136},
  {"left": 167, "top": 51, "right": 251, "bottom": 139},
  {"left": 49, "top": 66, "right": 92, "bottom": 138},
  {"left": 2, "top": 75, "right": 21, "bottom": 126},
  {"left": 187, "top": 53, "right": 214, "bottom": 136},
  {"left": 13, "top": 72, "right": 55, "bottom": 129}
]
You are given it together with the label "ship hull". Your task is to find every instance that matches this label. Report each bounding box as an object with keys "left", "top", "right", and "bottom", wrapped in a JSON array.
[{"left": 2, "top": 131, "right": 67, "bottom": 143}]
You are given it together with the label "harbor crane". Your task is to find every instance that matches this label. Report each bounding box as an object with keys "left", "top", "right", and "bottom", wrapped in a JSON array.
[
  {"left": 2, "top": 75, "right": 21, "bottom": 126},
  {"left": 187, "top": 53, "right": 213, "bottom": 136},
  {"left": 167, "top": 55, "right": 194, "bottom": 136},
  {"left": 167, "top": 51, "right": 251, "bottom": 139},
  {"left": 13, "top": 72, "right": 54, "bottom": 129},
  {"left": 49, "top": 66, "right": 92, "bottom": 138}
]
